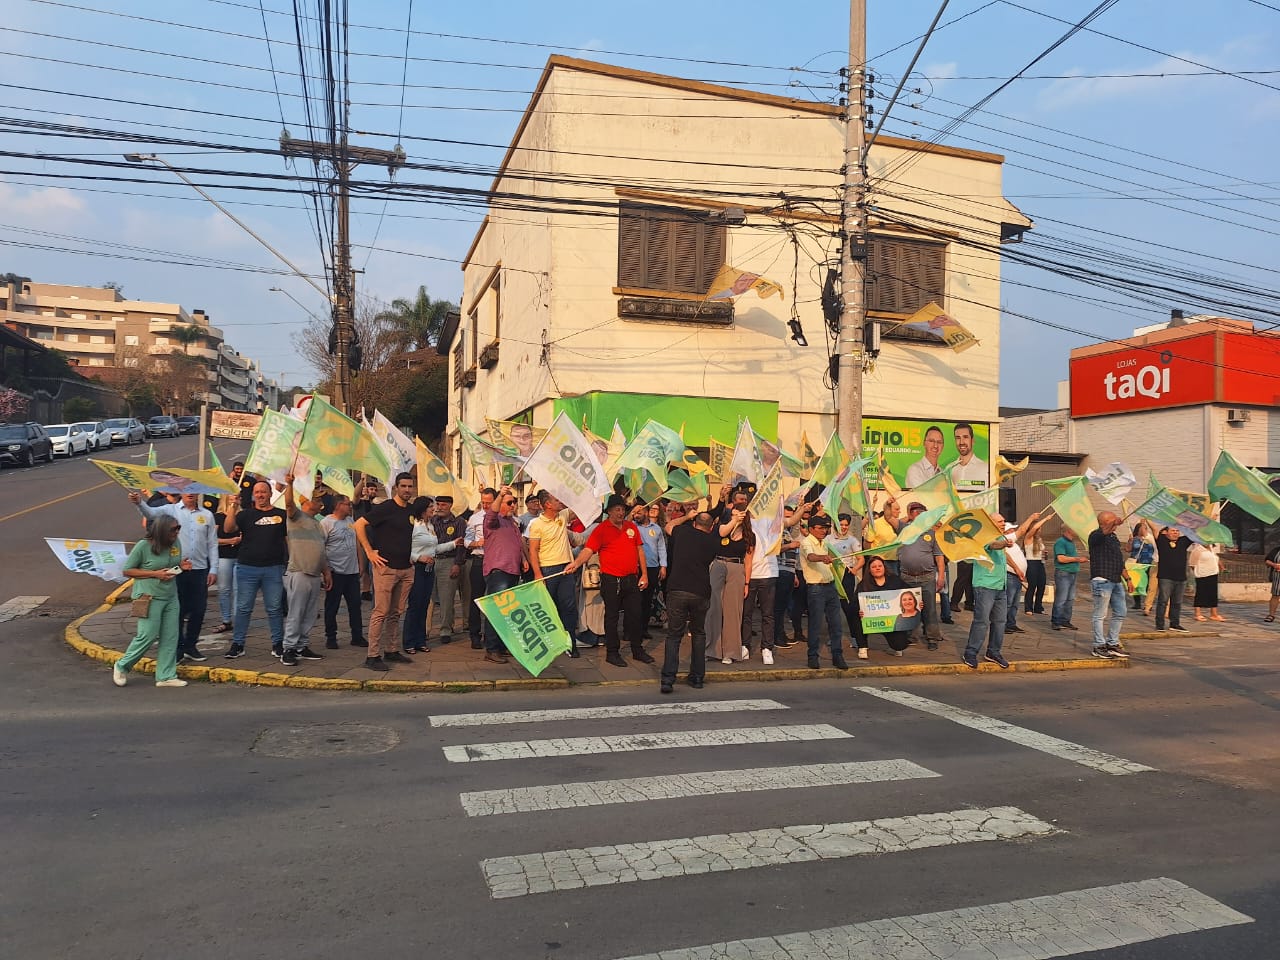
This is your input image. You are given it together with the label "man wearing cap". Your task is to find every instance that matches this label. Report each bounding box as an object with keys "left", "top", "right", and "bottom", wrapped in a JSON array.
[
  {"left": 799, "top": 514, "right": 850, "bottom": 670},
  {"left": 707, "top": 482, "right": 756, "bottom": 663},
  {"left": 897, "top": 501, "right": 946, "bottom": 651},
  {"left": 565, "top": 494, "right": 652, "bottom": 667},
  {"left": 430, "top": 493, "right": 464, "bottom": 642}
]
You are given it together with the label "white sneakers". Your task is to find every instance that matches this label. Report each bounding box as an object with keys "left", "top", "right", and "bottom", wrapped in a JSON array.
[
  {"left": 762, "top": 649, "right": 774, "bottom": 665},
  {"left": 111, "top": 665, "right": 127, "bottom": 687},
  {"left": 740, "top": 646, "right": 750, "bottom": 661},
  {"left": 857, "top": 648, "right": 869, "bottom": 660},
  {"left": 155, "top": 679, "right": 188, "bottom": 688},
  {"left": 721, "top": 658, "right": 733, "bottom": 665}
]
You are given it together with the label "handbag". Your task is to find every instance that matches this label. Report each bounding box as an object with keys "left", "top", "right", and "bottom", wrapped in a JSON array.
[
  {"left": 130, "top": 595, "right": 153, "bottom": 618},
  {"left": 581, "top": 562, "right": 601, "bottom": 590}
]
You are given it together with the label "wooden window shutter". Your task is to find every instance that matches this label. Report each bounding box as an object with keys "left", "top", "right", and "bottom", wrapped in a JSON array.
[
  {"left": 868, "top": 235, "right": 945, "bottom": 314},
  {"left": 617, "top": 202, "right": 727, "bottom": 295},
  {"left": 618, "top": 205, "right": 646, "bottom": 288}
]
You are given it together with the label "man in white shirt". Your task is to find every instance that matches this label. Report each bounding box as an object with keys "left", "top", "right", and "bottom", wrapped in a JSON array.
[
  {"left": 948, "top": 422, "right": 989, "bottom": 489},
  {"left": 904, "top": 425, "right": 945, "bottom": 488}
]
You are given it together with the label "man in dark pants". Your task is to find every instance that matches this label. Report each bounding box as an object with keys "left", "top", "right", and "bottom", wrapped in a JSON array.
[
  {"left": 658, "top": 510, "right": 719, "bottom": 693},
  {"left": 320, "top": 494, "right": 365, "bottom": 648},
  {"left": 458, "top": 487, "right": 496, "bottom": 649},
  {"left": 951, "top": 559, "right": 975, "bottom": 612},
  {"left": 480, "top": 486, "right": 527, "bottom": 665},
  {"left": 1154, "top": 525, "right": 1191, "bottom": 632},
  {"left": 565, "top": 494, "right": 652, "bottom": 668}
]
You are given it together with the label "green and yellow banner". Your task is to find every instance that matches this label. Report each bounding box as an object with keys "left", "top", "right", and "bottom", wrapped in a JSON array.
[
  {"left": 1209, "top": 449, "right": 1280, "bottom": 523},
  {"left": 298, "top": 396, "right": 390, "bottom": 480},
  {"left": 91, "top": 458, "right": 237, "bottom": 496},
  {"left": 473, "top": 579, "right": 572, "bottom": 677}
]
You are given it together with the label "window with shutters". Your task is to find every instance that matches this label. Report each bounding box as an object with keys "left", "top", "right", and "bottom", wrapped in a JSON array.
[
  {"left": 617, "top": 203, "right": 726, "bottom": 296},
  {"left": 867, "top": 235, "right": 946, "bottom": 316}
]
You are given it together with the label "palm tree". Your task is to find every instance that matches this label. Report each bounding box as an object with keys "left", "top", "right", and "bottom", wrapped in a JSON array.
[
  {"left": 172, "top": 323, "right": 203, "bottom": 355},
  {"left": 376, "top": 286, "right": 456, "bottom": 352}
]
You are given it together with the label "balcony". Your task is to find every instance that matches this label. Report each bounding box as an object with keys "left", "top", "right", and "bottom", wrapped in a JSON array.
[
  {"left": 219, "top": 346, "right": 250, "bottom": 370},
  {"left": 220, "top": 383, "right": 249, "bottom": 405},
  {"left": 49, "top": 338, "right": 115, "bottom": 354},
  {"left": 478, "top": 340, "right": 500, "bottom": 369},
  {"left": 220, "top": 366, "right": 250, "bottom": 388}
]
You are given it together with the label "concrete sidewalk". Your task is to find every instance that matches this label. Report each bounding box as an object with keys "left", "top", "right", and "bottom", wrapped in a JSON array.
[{"left": 60, "top": 584, "right": 1176, "bottom": 690}]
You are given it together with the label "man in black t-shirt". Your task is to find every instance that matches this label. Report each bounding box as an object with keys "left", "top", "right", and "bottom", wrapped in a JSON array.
[
  {"left": 354, "top": 472, "right": 415, "bottom": 670},
  {"left": 1154, "top": 526, "right": 1191, "bottom": 631},
  {"left": 222, "top": 479, "right": 287, "bottom": 658},
  {"left": 660, "top": 510, "right": 721, "bottom": 693}
]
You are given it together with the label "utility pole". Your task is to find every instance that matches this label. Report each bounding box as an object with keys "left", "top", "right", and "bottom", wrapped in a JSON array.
[
  {"left": 279, "top": 137, "right": 405, "bottom": 415},
  {"left": 837, "top": 0, "right": 868, "bottom": 455}
]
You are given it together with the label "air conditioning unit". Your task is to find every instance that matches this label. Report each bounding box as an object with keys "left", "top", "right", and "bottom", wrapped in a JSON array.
[{"left": 1226, "top": 409, "right": 1251, "bottom": 424}]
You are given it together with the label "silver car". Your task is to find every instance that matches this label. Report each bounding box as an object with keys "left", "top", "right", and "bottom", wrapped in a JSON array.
[
  {"left": 102, "top": 417, "right": 146, "bottom": 445},
  {"left": 71, "top": 421, "right": 112, "bottom": 452}
]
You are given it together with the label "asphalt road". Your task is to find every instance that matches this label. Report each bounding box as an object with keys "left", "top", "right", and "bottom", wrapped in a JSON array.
[{"left": 2, "top": 438, "right": 1278, "bottom": 959}]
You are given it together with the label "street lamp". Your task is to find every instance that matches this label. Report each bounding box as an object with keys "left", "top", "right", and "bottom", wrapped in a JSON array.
[
  {"left": 122, "top": 153, "right": 330, "bottom": 301},
  {"left": 268, "top": 286, "right": 325, "bottom": 325}
]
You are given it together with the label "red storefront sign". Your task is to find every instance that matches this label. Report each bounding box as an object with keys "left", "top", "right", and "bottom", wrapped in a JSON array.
[
  {"left": 1221, "top": 332, "right": 1280, "bottom": 406},
  {"left": 1070, "top": 333, "right": 1217, "bottom": 418}
]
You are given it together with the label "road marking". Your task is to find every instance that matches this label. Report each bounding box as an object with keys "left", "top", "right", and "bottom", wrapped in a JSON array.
[
  {"left": 0, "top": 596, "right": 50, "bottom": 623},
  {"left": 431, "top": 699, "right": 790, "bottom": 728},
  {"left": 609, "top": 877, "right": 1252, "bottom": 959},
  {"left": 461, "top": 759, "right": 939, "bottom": 816},
  {"left": 443, "top": 723, "right": 850, "bottom": 763},
  {"left": 0, "top": 481, "right": 114, "bottom": 524},
  {"left": 855, "top": 687, "right": 1156, "bottom": 775},
  {"left": 482, "top": 805, "right": 1056, "bottom": 898}
]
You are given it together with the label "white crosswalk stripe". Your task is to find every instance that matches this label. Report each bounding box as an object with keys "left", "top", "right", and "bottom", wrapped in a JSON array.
[
  {"left": 608, "top": 877, "right": 1253, "bottom": 960},
  {"left": 460, "top": 759, "right": 939, "bottom": 816},
  {"left": 481, "top": 805, "right": 1057, "bottom": 899},
  {"left": 442, "top": 723, "right": 849, "bottom": 763},
  {"left": 855, "top": 686, "right": 1156, "bottom": 775},
  {"left": 0, "top": 596, "right": 49, "bottom": 624},
  {"left": 430, "top": 698, "right": 789, "bottom": 727}
]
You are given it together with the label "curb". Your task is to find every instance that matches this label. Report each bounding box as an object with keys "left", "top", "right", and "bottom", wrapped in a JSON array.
[{"left": 66, "top": 589, "right": 1128, "bottom": 693}]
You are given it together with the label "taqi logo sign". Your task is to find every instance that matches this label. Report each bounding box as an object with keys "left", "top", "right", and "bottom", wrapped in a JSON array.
[{"left": 1104, "top": 358, "right": 1171, "bottom": 402}]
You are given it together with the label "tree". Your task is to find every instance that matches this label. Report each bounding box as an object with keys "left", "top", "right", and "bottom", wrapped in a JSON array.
[
  {"left": 63, "top": 396, "right": 98, "bottom": 421},
  {"left": 102, "top": 281, "right": 125, "bottom": 295},
  {"left": 113, "top": 344, "right": 205, "bottom": 416},
  {"left": 171, "top": 323, "right": 203, "bottom": 356},
  {"left": 374, "top": 286, "right": 457, "bottom": 351},
  {"left": 1, "top": 272, "right": 31, "bottom": 288},
  {"left": 0, "top": 386, "right": 28, "bottom": 420}
]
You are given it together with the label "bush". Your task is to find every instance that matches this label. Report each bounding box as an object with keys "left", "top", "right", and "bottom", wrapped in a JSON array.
[{"left": 63, "top": 396, "right": 98, "bottom": 421}]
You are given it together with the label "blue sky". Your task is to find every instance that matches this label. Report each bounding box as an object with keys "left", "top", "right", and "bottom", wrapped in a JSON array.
[{"left": 3, "top": 0, "right": 1277, "bottom": 405}]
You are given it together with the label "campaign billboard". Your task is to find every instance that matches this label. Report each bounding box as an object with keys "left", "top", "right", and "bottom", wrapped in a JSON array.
[{"left": 863, "top": 417, "right": 991, "bottom": 491}]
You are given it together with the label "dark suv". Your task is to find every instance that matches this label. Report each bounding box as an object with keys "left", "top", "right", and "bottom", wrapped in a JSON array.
[
  {"left": 175, "top": 415, "right": 200, "bottom": 435},
  {"left": 0, "top": 422, "right": 55, "bottom": 467}
]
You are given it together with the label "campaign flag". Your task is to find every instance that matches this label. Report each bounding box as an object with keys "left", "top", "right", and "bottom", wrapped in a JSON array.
[
  {"left": 665, "top": 469, "right": 709, "bottom": 504},
  {"left": 748, "top": 462, "right": 787, "bottom": 557},
  {"left": 604, "top": 421, "right": 627, "bottom": 478},
  {"left": 1136, "top": 476, "right": 1234, "bottom": 546},
  {"left": 457, "top": 420, "right": 522, "bottom": 469},
  {"left": 825, "top": 540, "right": 851, "bottom": 601},
  {"left": 297, "top": 396, "right": 390, "bottom": 480},
  {"left": 524, "top": 412, "right": 614, "bottom": 522},
  {"left": 875, "top": 444, "right": 904, "bottom": 501},
  {"left": 894, "top": 301, "right": 978, "bottom": 352},
  {"left": 415, "top": 438, "right": 471, "bottom": 510},
  {"left": 208, "top": 443, "right": 224, "bottom": 474},
  {"left": 707, "top": 435, "right": 733, "bottom": 481},
  {"left": 1125, "top": 560, "right": 1151, "bottom": 597},
  {"left": 90, "top": 459, "right": 237, "bottom": 496},
  {"left": 855, "top": 503, "right": 951, "bottom": 558},
  {"left": 819, "top": 456, "right": 872, "bottom": 520},
  {"left": 995, "top": 454, "right": 1029, "bottom": 484},
  {"left": 473, "top": 579, "right": 572, "bottom": 677},
  {"left": 486, "top": 418, "right": 548, "bottom": 462},
  {"left": 1045, "top": 477, "right": 1099, "bottom": 539},
  {"left": 960, "top": 486, "right": 1000, "bottom": 514},
  {"left": 616, "top": 419, "right": 685, "bottom": 488},
  {"left": 727, "top": 418, "right": 765, "bottom": 486},
  {"left": 706, "top": 264, "right": 784, "bottom": 300},
  {"left": 903, "top": 466, "right": 956, "bottom": 513},
  {"left": 146, "top": 443, "right": 156, "bottom": 468},
  {"left": 1085, "top": 462, "right": 1137, "bottom": 505},
  {"left": 1166, "top": 485, "right": 1213, "bottom": 515},
  {"left": 370, "top": 410, "right": 417, "bottom": 479},
  {"left": 752, "top": 430, "right": 806, "bottom": 478},
  {"left": 244, "top": 408, "right": 303, "bottom": 481},
  {"left": 800, "top": 431, "right": 820, "bottom": 474},
  {"left": 45, "top": 537, "right": 131, "bottom": 583},
  {"left": 809, "top": 432, "right": 850, "bottom": 487},
  {"left": 1032, "top": 475, "right": 1086, "bottom": 497},
  {"left": 936, "top": 507, "right": 1002, "bottom": 569},
  {"left": 1208, "top": 449, "right": 1280, "bottom": 523},
  {"left": 858, "top": 587, "right": 923, "bottom": 635}
]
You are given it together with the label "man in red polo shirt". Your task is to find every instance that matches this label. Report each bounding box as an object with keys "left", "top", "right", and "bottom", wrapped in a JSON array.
[{"left": 565, "top": 494, "right": 652, "bottom": 667}]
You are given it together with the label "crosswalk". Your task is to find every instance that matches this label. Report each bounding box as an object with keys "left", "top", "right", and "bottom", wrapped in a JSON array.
[{"left": 428, "top": 692, "right": 1253, "bottom": 957}]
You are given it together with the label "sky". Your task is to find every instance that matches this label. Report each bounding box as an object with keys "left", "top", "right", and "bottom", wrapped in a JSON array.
[{"left": 2, "top": 0, "right": 1278, "bottom": 405}]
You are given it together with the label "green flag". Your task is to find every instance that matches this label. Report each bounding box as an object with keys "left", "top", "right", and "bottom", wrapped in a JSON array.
[
  {"left": 473, "top": 579, "right": 573, "bottom": 677},
  {"left": 1046, "top": 477, "right": 1099, "bottom": 539},
  {"left": 616, "top": 419, "right": 685, "bottom": 487},
  {"left": 297, "top": 396, "right": 391, "bottom": 480},
  {"left": 1208, "top": 449, "right": 1280, "bottom": 523},
  {"left": 664, "top": 469, "right": 709, "bottom": 503},
  {"left": 1032, "top": 475, "right": 1085, "bottom": 496},
  {"left": 853, "top": 503, "right": 952, "bottom": 559},
  {"left": 1136, "top": 475, "right": 1234, "bottom": 546},
  {"left": 825, "top": 540, "right": 849, "bottom": 601},
  {"left": 146, "top": 443, "right": 156, "bottom": 468},
  {"left": 208, "top": 443, "right": 224, "bottom": 474},
  {"left": 819, "top": 456, "right": 872, "bottom": 519},
  {"left": 457, "top": 420, "right": 521, "bottom": 469},
  {"left": 811, "top": 432, "right": 850, "bottom": 486}
]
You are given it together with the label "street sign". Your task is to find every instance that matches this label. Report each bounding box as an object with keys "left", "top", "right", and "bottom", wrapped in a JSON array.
[{"left": 209, "top": 410, "right": 262, "bottom": 440}]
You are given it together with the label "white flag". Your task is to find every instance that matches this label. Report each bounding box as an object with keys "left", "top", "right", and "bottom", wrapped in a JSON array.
[
  {"left": 523, "top": 412, "right": 612, "bottom": 523},
  {"left": 747, "top": 462, "right": 787, "bottom": 557},
  {"left": 728, "top": 417, "right": 764, "bottom": 486},
  {"left": 370, "top": 410, "right": 417, "bottom": 478},
  {"left": 46, "top": 538, "right": 131, "bottom": 583},
  {"left": 1086, "top": 462, "right": 1137, "bottom": 505}
]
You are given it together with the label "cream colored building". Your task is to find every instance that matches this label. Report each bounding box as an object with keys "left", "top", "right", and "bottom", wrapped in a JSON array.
[
  {"left": 0, "top": 280, "right": 277, "bottom": 410},
  {"left": 444, "top": 57, "right": 1030, "bottom": 483}
]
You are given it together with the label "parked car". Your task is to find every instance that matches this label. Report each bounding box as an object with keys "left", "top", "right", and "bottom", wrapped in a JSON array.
[
  {"left": 102, "top": 417, "right": 146, "bottom": 445},
  {"left": 146, "top": 415, "right": 180, "bottom": 439},
  {"left": 175, "top": 415, "right": 200, "bottom": 435},
  {"left": 71, "top": 421, "right": 112, "bottom": 451},
  {"left": 46, "top": 423, "right": 91, "bottom": 457},
  {"left": 0, "top": 422, "right": 55, "bottom": 467}
]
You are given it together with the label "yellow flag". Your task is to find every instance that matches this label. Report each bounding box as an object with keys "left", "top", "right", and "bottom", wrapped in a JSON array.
[
  {"left": 416, "top": 438, "right": 471, "bottom": 510},
  {"left": 904, "top": 467, "right": 956, "bottom": 513},
  {"left": 995, "top": 454, "right": 1029, "bottom": 484},
  {"left": 91, "top": 458, "right": 237, "bottom": 495},
  {"left": 897, "top": 301, "right": 978, "bottom": 352},
  {"left": 706, "top": 264, "right": 784, "bottom": 300},
  {"left": 297, "top": 396, "right": 391, "bottom": 480},
  {"left": 877, "top": 445, "right": 904, "bottom": 502},
  {"left": 936, "top": 507, "right": 1004, "bottom": 569},
  {"left": 707, "top": 436, "right": 733, "bottom": 482}
]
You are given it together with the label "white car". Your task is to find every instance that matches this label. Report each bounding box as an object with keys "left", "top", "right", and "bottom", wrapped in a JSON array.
[
  {"left": 46, "top": 423, "right": 91, "bottom": 457},
  {"left": 71, "top": 421, "right": 112, "bottom": 451}
]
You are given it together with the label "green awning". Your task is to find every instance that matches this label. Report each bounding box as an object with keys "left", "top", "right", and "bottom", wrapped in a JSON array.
[{"left": 553, "top": 391, "right": 778, "bottom": 447}]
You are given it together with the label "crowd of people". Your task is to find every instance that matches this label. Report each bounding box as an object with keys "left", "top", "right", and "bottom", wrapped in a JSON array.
[{"left": 107, "top": 458, "right": 1232, "bottom": 692}]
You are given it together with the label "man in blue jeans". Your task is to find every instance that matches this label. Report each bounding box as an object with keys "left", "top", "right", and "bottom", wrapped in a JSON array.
[
  {"left": 1086, "top": 511, "right": 1131, "bottom": 659},
  {"left": 799, "top": 515, "right": 849, "bottom": 670},
  {"left": 963, "top": 513, "right": 1018, "bottom": 669},
  {"left": 1051, "top": 525, "right": 1084, "bottom": 631},
  {"left": 222, "top": 480, "right": 287, "bottom": 658}
]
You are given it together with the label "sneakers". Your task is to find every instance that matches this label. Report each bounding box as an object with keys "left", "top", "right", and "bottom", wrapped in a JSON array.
[
  {"left": 1005, "top": 625, "right": 1025, "bottom": 634},
  {"left": 762, "top": 649, "right": 774, "bottom": 665},
  {"left": 962, "top": 653, "right": 978, "bottom": 669},
  {"left": 325, "top": 639, "right": 339, "bottom": 649},
  {"left": 155, "top": 678, "right": 188, "bottom": 687},
  {"left": 721, "top": 658, "right": 733, "bottom": 665},
  {"left": 1052, "top": 624, "right": 1062, "bottom": 631},
  {"left": 224, "top": 645, "right": 245, "bottom": 659},
  {"left": 180, "top": 649, "right": 207, "bottom": 663},
  {"left": 857, "top": 647, "right": 869, "bottom": 660},
  {"left": 660, "top": 682, "right": 673, "bottom": 694},
  {"left": 984, "top": 652, "right": 1010, "bottom": 669},
  {"left": 483, "top": 651, "right": 509, "bottom": 664},
  {"left": 364, "top": 656, "right": 389, "bottom": 671},
  {"left": 605, "top": 652, "right": 627, "bottom": 667},
  {"left": 890, "top": 649, "right": 904, "bottom": 657},
  {"left": 1092, "top": 647, "right": 1117, "bottom": 659},
  {"left": 384, "top": 651, "right": 411, "bottom": 664},
  {"left": 281, "top": 649, "right": 299, "bottom": 666},
  {"left": 926, "top": 639, "right": 938, "bottom": 651},
  {"left": 1064, "top": 623, "right": 1079, "bottom": 631},
  {"left": 111, "top": 664, "right": 127, "bottom": 687},
  {"left": 632, "top": 650, "right": 656, "bottom": 665},
  {"left": 1106, "top": 645, "right": 1130, "bottom": 659},
  {"left": 740, "top": 645, "right": 750, "bottom": 661},
  {"left": 807, "top": 655, "right": 820, "bottom": 670},
  {"left": 1170, "top": 624, "right": 1189, "bottom": 632},
  {"left": 350, "top": 637, "right": 368, "bottom": 647},
  {"left": 271, "top": 646, "right": 283, "bottom": 660},
  {"left": 940, "top": 618, "right": 955, "bottom": 625},
  {"left": 832, "top": 654, "right": 850, "bottom": 670},
  {"left": 774, "top": 638, "right": 798, "bottom": 648}
]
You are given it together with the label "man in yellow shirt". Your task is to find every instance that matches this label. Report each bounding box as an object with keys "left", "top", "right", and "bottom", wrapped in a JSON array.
[
  {"left": 864, "top": 498, "right": 902, "bottom": 576},
  {"left": 800, "top": 515, "right": 849, "bottom": 671},
  {"left": 527, "top": 492, "right": 587, "bottom": 657}
]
